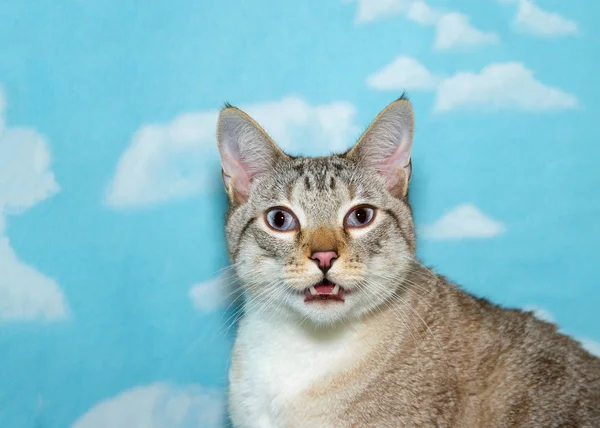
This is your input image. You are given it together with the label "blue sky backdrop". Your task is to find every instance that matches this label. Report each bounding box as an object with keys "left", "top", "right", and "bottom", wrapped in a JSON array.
[{"left": 0, "top": 0, "right": 598, "bottom": 426}]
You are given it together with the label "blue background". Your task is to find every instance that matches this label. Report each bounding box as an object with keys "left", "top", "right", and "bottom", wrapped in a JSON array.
[{"left": 0, "top": 0, "right": 598, "bottom": 426}]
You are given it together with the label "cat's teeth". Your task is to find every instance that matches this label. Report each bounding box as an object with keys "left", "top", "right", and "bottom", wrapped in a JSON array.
[
  {"left": 332, "top": 285, "right": 340, "bottom": 295},
  {"left": 309, "top": 286, "right": 318, "bottom": 296}
]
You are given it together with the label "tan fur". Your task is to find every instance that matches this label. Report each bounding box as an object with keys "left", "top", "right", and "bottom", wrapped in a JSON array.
[
  {"left": 305, "top": 227, "right": 343, "bottom": 254},
  {"left": 292, "top": 266, "right": 600, "bottom": 427}
]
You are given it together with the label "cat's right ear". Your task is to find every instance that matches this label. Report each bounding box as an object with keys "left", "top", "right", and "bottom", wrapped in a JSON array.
[
  {"left": 345, "top": 97, "right": 414, "bottom": 198},
  {"left": 217, "top": 106, "right": 286, "bottom": 204}
]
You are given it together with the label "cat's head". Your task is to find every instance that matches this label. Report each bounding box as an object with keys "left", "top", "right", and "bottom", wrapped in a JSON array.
[{"left": 217, "top": 97, "right": 416, "bottom": 326}]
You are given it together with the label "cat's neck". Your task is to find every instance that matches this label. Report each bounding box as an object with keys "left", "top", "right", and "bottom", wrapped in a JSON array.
[{"left": 238, "top": 296, "right": 391, "bottom": 376}]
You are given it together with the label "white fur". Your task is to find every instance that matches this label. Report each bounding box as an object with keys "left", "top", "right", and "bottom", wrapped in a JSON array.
[{"left": 229, "top": 300, "right": 368, "bottom": 428}]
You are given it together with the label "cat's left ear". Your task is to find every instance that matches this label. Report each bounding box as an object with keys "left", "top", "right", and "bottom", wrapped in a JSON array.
[
  {"left": 345, "top": 97, "right": 414, "bottom": 198},
  {"left": 217, "top": 106, "right": 287, "bottom": 204}
]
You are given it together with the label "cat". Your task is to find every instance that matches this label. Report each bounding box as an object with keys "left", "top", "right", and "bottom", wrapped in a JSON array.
[{"left": 216, "top": 96, "right": 600, "bottom": 428}]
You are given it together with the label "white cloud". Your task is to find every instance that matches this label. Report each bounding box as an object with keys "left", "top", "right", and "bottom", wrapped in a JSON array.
[
  {"left": 348, "top": 0, "right": 498, "bottom": 50},
  {"left": 524, "top": 305, "right": 555, "bottom": 323},
  {"left": 104, "top": 111, "right": 219, "bottom": 209},
  {"left": 71, "top": 383, "right": 225, "bottom": 428},
  {"left": 0, "top": 88, "right": 5, "bottom": 135},
  {"left": 367, "top": 56, "right": 440, "bottom": 91},
  {"left": 521, "top": 305, "right": 600, "bottom": 358},
  {"left": 434, "top": 62, "right": 578, "bottom": 112},
  {"left": 0, "top": 237, "right": 69, "bottom": 321},
  {"left": 421, "top": 204, "right": 505, "bottom": 240},
  {"left": 350, "top": 0, "right": 410, "bottom": 24},
  {"left": 580, "top": 339, "right": 600, "bottom": 358},
  {"left": 105, "top": 96, "right": 359, "bottom": 209},
  {"left": 433, "top": 12, "right": 499, "bottom": 50},
  {"left": 500, "top": 0, "right": 578, "bottom": 37},
  {"left": 0, "top": 129, "right": 60, "bottom": 213},
  {"left": 406, "top": 0, "right": 438, "bottom": 25},
  {"left": 0, "top": 88, "right": 69, "bottom": 322},
  {"left": 189, "top": 270, "right": 241, "bottom": 313},
  {"left": 369, "top": 61, "right": 578, "bottom": 113},
  {"left": 516, "top": 0, "right": 578, "bottom": 37}
]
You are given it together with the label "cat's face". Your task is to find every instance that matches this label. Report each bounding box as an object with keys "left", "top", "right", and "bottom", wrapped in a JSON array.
[{"left": 218, "top": 98, "right": 416, "bottom": 326}]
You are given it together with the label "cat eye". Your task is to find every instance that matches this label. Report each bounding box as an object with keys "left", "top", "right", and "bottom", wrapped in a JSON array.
[
  {"left": 344, "top": 205, "right": 376, "bottom": 228},
  {"left": 265, "top": 207, "right": 298, "bottom": 232}
]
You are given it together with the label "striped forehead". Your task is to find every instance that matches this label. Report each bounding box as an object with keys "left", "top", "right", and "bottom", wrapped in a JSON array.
[
  {"left": 285, "top": 158, "right": 355, "bottom": 222},
  {"left": 291, "top": 158, "right": 350, "bottom": 188}
]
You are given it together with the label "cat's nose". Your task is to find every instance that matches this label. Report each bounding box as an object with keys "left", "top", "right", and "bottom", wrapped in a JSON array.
[{"left": 310, "top": 251, "right": 338, "bottom": 273}]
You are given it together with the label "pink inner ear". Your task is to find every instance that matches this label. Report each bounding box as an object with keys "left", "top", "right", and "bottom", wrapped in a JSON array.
[
  {"left": 222, "top": 149, "right": 252, "bottom": 199},
  {"left": 379, "top": 142, "right": 411, "bottom": 188}
]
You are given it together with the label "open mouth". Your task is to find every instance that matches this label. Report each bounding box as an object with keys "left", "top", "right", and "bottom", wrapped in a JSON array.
[{"left": 304, "top": 279, "right": 346, "bottom": 303}]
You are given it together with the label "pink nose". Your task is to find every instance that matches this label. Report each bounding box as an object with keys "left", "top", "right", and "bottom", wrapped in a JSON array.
[{"left": 310, "top": 251, "right": 338, "bottom": 272}]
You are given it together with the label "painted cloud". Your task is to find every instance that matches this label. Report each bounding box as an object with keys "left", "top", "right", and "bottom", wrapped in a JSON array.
[
  {"left": 349, "top": 0, "right": 409, "bottom": 24},
  {"left": 421, "top": 204, "right": 505, "bottom": 240},
  {"left": 525, "top": 305, "right": 600, "bottom": 358},
  {"left": 580, "top": 339, "right": 600, "bottom": 358},
  {"left": 367, "top": 58, "right": 578, "bottom": 113},
  {"left": 0, "top": 238, "right": 69, "bottom": 321},
  {"left": 348, "top": 0, "right": 498, "bottom": 50},
  {"left": 432, "top": 11, "right": 498, "bottom": 51},
  {"left": 106, "top": 96, "right": 359, "bottom": 208},
  {"left": 71, "top": 383, "right": 225, "bottom": 428},
  {"left": 434, "top": 62, "right": 578, "bottom": 112},
  {"left": 500, "top": 0, "right": 578, "bottom": 37},
  {"left": 367, "top": 56, "right": 440, "bottom": 91},
  {"left": 189, "top": 269, "right": 241, "bottom": 314},
  {"left": 523, "top": 305, "right": 555, "bottom": 324},
  {"left": 0, "top": 88, "right": 69, "bottom": 322}
]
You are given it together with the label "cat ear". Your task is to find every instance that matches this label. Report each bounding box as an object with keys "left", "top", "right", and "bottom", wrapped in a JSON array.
[
  {"left": 346, "top": 97, "right": 414, "bottom": 198},
  {"left": 217, "top": 105, "right": 287, "bottom": 204}
]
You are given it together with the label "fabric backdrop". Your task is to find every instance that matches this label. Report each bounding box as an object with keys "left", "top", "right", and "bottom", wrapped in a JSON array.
[{"left": 0, "top": 0, "right": 598, "bottom": 427}]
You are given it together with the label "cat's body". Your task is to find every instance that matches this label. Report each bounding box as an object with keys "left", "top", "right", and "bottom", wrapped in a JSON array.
[
  {"left": 216, "top": 98, "right": 600, "bottom": 427},
  {"left": 230, "top": 267, "right": 600, "bottom": 427}
]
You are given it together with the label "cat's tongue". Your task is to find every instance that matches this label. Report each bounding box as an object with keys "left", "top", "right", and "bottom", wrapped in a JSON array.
[
  {"left": 314, "top": 283, "right": 335, "bottom": 294},
  {"left": 304, "top": 281, "right": 345, "bottom": 302}
]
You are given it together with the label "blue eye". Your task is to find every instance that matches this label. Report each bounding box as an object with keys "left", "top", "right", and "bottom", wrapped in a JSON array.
[
  {"left": 265, "top": 208, "right": 298, "bottom": 232},
  {"left": 345, "top": 206, "right": 376, "bottom": 228}
]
